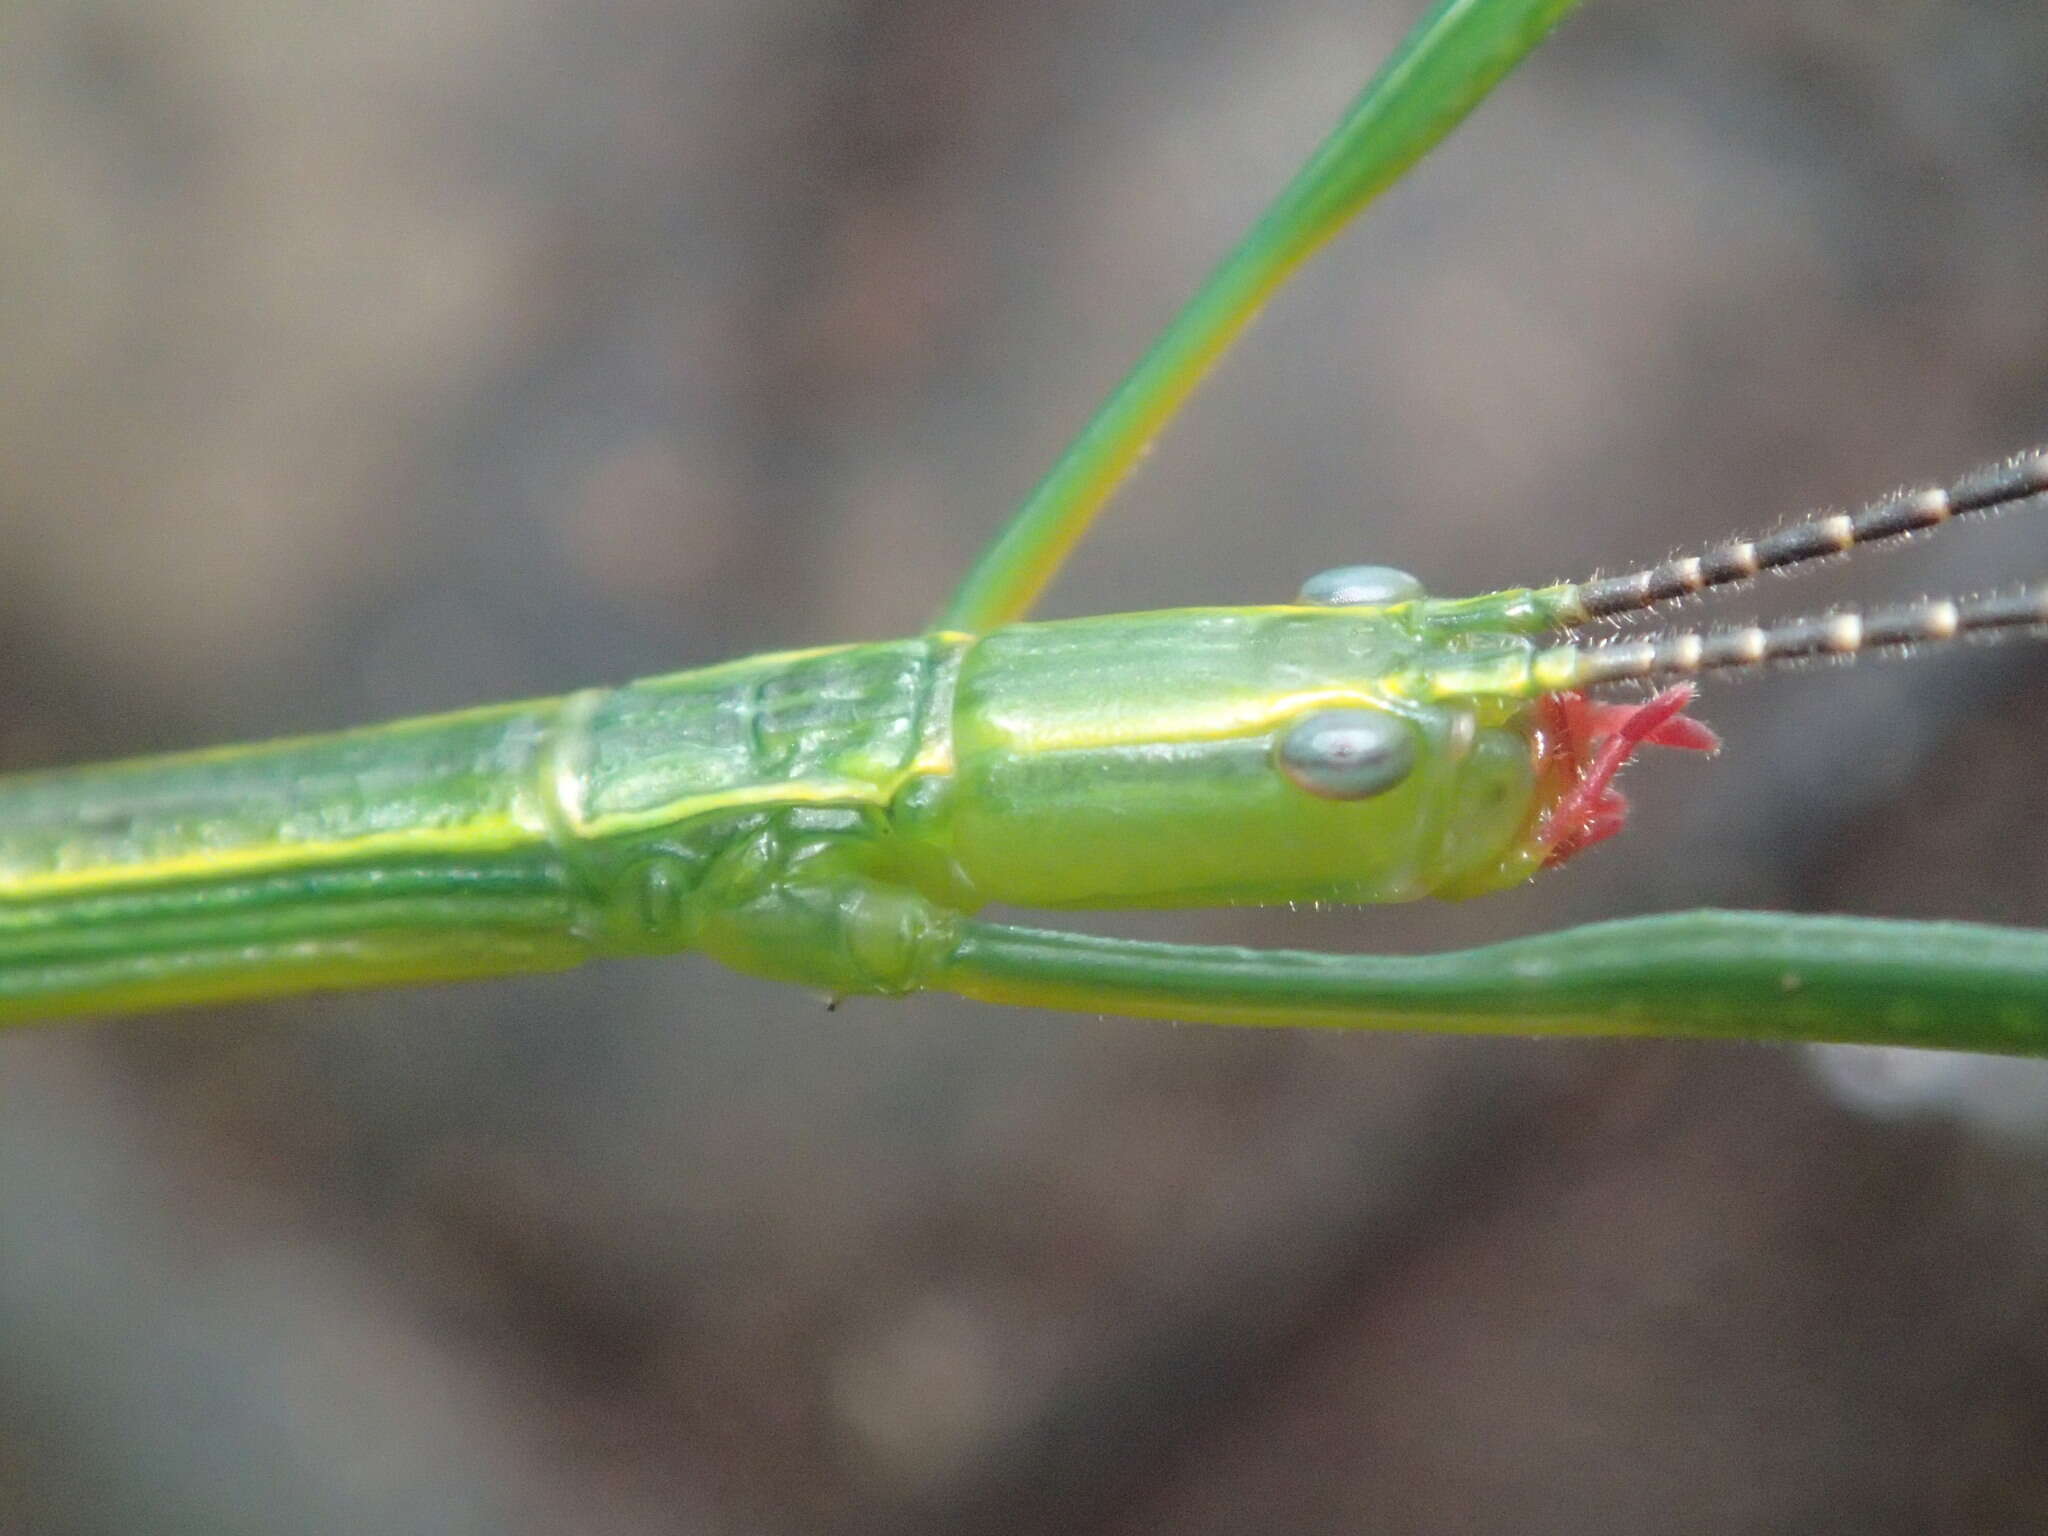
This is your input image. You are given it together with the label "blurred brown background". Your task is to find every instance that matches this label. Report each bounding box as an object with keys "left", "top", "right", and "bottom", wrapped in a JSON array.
[{"left": 4, "top": 0, "right": 2048, "bottom": 1531}]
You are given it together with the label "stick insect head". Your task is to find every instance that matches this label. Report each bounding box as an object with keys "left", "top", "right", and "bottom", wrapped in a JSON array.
[
  {"left": 936, "top": 594, "right": 1584, "bottom": 911},
  {"left": 931, "top": 446, "right": 2048, "bottom": 915}
]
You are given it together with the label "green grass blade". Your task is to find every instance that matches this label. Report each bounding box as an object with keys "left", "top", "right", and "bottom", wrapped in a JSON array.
[{"left": 936, "top": 0, "right": 1588, "bottom": 634}]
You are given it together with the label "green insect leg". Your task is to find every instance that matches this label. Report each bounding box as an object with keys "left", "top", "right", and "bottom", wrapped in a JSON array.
[
  {"left": 937, "top": 0, "right": 1590, "bottom": 634},
  {"left": 930, "top": 912, "right": 2048, "bottom": 1055}
]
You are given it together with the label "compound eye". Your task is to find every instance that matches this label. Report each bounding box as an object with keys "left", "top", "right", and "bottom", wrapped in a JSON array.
[
  {"left": 1296, "top": 565, "right": 1425, "bottom": 607},
  {"left": 1276, "top": 709, "right": 1418, "bottom": 801}
]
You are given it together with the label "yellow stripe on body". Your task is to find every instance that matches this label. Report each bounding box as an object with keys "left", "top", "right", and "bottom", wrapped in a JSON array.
[
  {"left": 2, "top": 635, "right": 971, "bottom": 904},
  {"left": 0, "top": 818, "right": 554, "bottom": 902}
]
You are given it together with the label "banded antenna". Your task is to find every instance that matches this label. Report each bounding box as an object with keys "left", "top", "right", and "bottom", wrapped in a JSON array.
[
  {"left": 1553, "top": 449, "right": 2048, "bottom": 624},
  {"left": 1544, "top": 585, "right": 2048, "bottom": 690}
]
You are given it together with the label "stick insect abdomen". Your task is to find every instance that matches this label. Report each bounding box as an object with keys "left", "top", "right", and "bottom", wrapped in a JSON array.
[
  {"left": 0, "top": 699, "right": 588, "bottom": 1021},
  {"left": 0, "top": 637, "right": 970, "bottom": 1022}
]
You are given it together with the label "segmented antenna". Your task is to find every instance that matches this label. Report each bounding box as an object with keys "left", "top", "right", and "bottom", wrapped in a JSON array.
[
  {"left": 1544, "top": 584, "right": 2048, "bottom": 689},
  {"left": 1555, "top": 449, "right": 2048, "bottom": 623}
]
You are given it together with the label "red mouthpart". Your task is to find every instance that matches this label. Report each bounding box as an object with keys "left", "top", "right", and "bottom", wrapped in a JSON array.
[{"left": 1535, "top": 683, "right": 1719, "bottom": 867}]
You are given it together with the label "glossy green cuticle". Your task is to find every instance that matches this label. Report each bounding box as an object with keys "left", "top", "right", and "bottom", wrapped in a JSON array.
[{"left": 5, "top": 0, "right": 2046, "bottom": 1050}]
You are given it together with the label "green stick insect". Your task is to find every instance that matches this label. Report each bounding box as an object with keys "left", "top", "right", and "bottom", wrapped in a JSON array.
[{"left": 8, "top": 0, "right": 2048, "bottom": 1049}]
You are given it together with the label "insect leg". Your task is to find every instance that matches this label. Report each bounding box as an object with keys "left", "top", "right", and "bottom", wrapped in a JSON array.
[
  {"left": 930, "top": 912, "right": 2048, "bottom": 1054},
  {"left": 935, "top": 0, "right": 1588, "bottom": 634}
]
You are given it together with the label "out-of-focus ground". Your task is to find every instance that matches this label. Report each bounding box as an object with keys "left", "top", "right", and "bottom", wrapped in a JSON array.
[{"left": 3, "top": 1, "right": 2048, "bottom": 1530}]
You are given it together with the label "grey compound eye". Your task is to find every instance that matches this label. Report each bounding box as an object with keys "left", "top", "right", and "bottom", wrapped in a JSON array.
[
  {"left": 1295, "top": 564, "right": 1425, "bottom": 607},
  {"left": 1275, "top": 709, "right": 1418, "bottom": 800}
]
